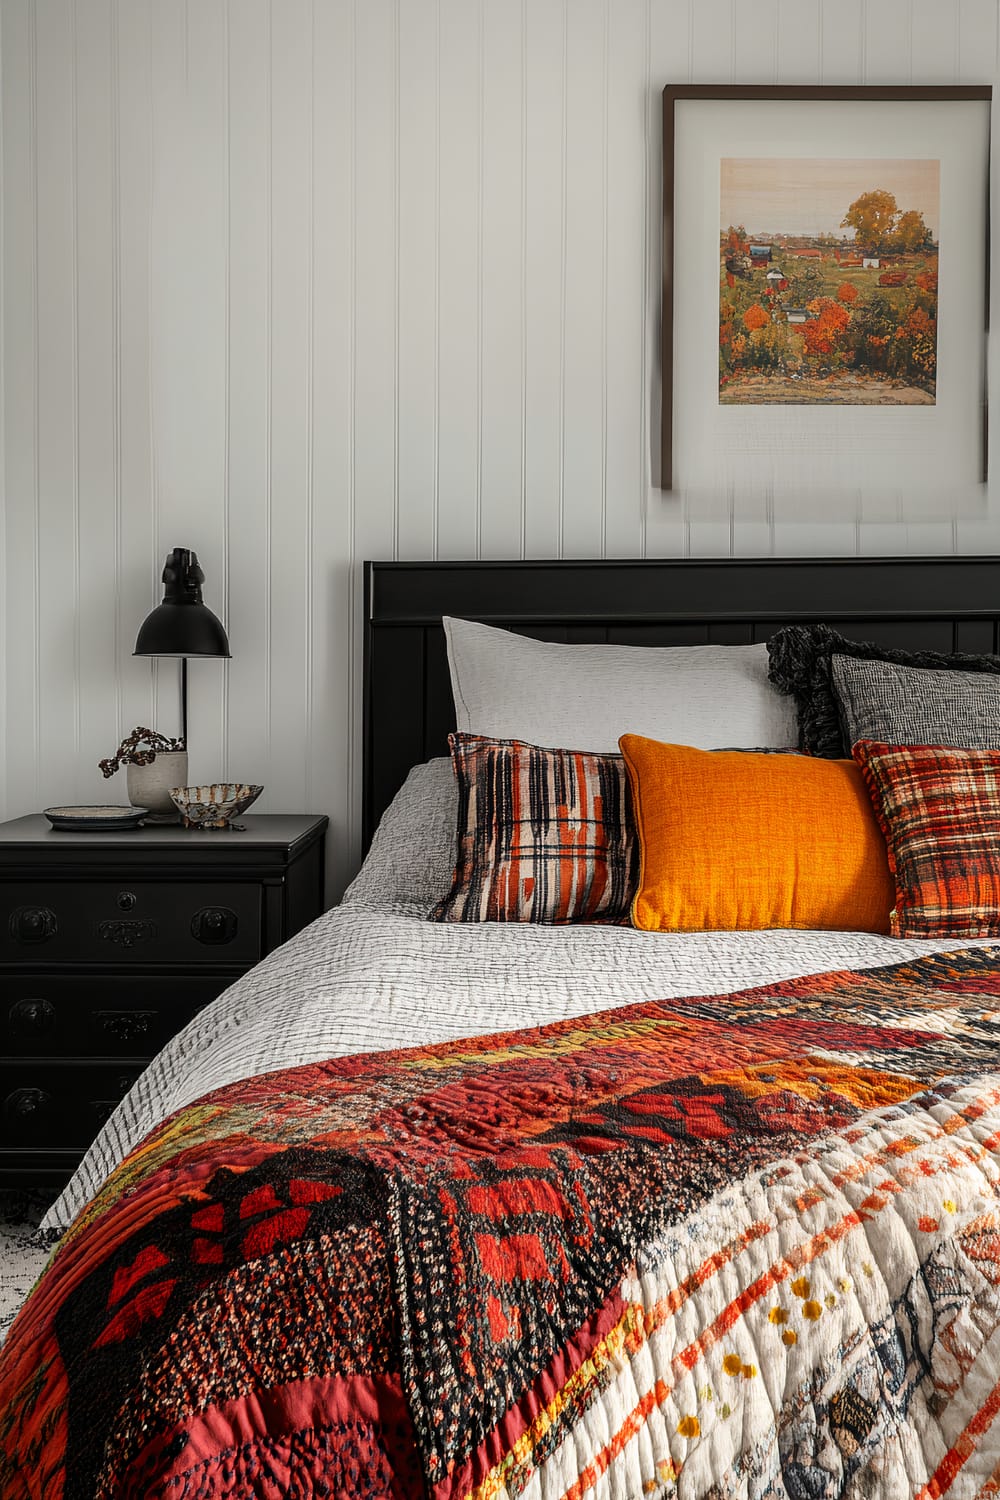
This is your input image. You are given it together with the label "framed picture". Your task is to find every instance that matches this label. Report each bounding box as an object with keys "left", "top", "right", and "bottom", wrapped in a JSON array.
[{"left": 660, "top": 85, "right": 991, "bottom": 495}]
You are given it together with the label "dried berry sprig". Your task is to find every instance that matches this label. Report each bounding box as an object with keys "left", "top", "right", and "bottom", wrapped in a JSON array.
[{"left": 99, "top": 726, "right": 186, "bottom": 779}]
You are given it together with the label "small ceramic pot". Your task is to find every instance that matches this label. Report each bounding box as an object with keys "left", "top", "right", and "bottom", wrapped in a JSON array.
[{"left": 126, "top": 750, "right": 189, "bottom": 820}]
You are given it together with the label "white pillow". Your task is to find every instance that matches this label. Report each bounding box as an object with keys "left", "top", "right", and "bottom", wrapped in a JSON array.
[{"left": 443, "top": 616, "right": 797, "bottom": 752}]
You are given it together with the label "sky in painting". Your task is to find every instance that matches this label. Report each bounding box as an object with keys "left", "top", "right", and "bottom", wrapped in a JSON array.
[{"left": 720, "top": 158, "right": 940, "bottom": 239}]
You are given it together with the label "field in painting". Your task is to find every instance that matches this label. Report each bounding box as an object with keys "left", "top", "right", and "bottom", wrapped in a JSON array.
[{"left": 719, "top": 159, "right": 939, "bottom": 406}]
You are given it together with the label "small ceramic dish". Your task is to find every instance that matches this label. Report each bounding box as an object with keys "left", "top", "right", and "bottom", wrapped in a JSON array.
[
  {"left": 44, "top": 805, "right": 149, "bottom": 831},
  {"left": 169, "top": 783, "right": 263, "bottom": 830}
]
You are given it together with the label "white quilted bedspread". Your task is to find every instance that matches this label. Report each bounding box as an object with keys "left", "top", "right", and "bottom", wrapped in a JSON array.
[{"left": 42, "top": 894, "right": 996, "bottom": 1233}]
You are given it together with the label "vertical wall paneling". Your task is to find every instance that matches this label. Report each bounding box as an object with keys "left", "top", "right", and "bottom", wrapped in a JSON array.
[
  {"left": 734, "top": 0, "right": 779, "bottom": 83},
  {"left": 690, "top": 0, "right": 734, "bottom": 83},
  {"left": 863, "top": 0, "right": 914, "bottom": 83},
  {"left": 0, "top": 3, "right": 6, "bottom": 821},
  {"left": 775, "top": 0, "right": 822, "bottom": 83},
  {"left": 303, "top": 0, "right": 314, "bottom": 806},
  {"left": 956, "top": 0, "right": 1000, "bottom": 555},
  {"left": 433, "top": 0, "right": 441, "bottom": 562},
  {"left": 520, "top": 0, "right": 564, "bottom": 558},
  {"left": 221, "top": 0, "right": 231, "bottom": 775},
  {"left": 74, "top": 0, "right": 116, "bottom": 804},
  {"left": 351, "top": 0, "right": 397, "bottom": 574},
  {"left": 3, "top": 0, "right": 1000, "bottom": 895},
  {"left": 3, "top": 0, "right": 39, "bottom": 815},
  {"left": 858, "top": 517, "right": 908, "bottom": 555},
  {"left": 820, "top": 0, "right": 865, "bottom": 84},
  {"left": 349, "top": 0, "right": 397, "bottom": 859},
  {"left": 310, "top": 0, "right": 355, "bottom": 889},
  {"left": 911, "top": 0, "right": 958, "bottom": 81},
  {"left": 34, "top": 0, "right": 76, "bottom": 802},
  {"left": 435, "top": 0, "right": 480, "bottom": 559},
  {"left": 602, "top": 0, "right": 645, "bottom": 558},
  {"left": 116, "top": 0, "right": 154, "bottom": 740},
  {"left": 224, "top": 0, "right": 271, "bottom": 803},
  {"left": 478, "top": 0, "right": 524, "bottom": 560},
  {"left": 396, "top": 0, "right": 438, "bottom": 560},
  {"left": 643, "top": 0, "right": 689, "bottom": 559},
  {"left": 267, "top": 0, "right": 312, "bottom": 811},
  {"left": 175, "top": 0, "right": 228, "bottom": 786},
  {"left": 518, "top": 0, "right": 528, "bottom": 557},
  {"left": 959, "top": 0, "right": 999, "bottom": 81},
  {"left": 561, "top": 0, "right": 606, "bottom": 558}
]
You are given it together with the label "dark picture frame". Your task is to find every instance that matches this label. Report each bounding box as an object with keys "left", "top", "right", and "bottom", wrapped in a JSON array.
[{"left": 660, "top": 84, "right": 992, "bottom": 493}]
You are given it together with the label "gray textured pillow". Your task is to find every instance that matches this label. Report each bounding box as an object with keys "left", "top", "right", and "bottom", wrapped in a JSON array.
[
  {"left": 342, "top": 758, "right": 457, "bottom": 913},
  {"left": 832, "top": 654, "right": 1000, "bottom": 750},
  {"left": 767, "top": 623, "right": 1000, "bottom": 757}
]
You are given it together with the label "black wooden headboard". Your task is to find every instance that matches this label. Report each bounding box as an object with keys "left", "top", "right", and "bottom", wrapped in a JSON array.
[{"left": 363, "top": 556, "right": 1000, "bottom": 846}]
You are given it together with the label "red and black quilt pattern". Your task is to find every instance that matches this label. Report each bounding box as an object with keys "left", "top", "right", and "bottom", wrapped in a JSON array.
[{"left": 3, "top": 948, "right": 1000, "bottom": 1498}]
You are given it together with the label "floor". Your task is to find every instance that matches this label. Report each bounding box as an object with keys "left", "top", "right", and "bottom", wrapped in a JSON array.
[{"left": 0, "top": 1189, "right": 55, "bottom": 1343}]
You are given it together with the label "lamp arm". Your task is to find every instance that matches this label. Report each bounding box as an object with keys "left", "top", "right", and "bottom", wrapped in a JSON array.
[{"left": 181, "top": 658, "right": 188, "bottom": 749}]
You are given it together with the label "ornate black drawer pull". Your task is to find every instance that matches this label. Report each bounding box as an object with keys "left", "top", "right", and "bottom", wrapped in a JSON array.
[
  {"left": 97, "top": 919, "right": 155, "bottom": 949},
  {"left": 116, "top": 890, "right": 137, "bottom": 912},
  {"left": 3, "top": 1087, "right": 53, "bottom": 1121},
  {"left": 8, "top": 998, "right": 57, "bottom": 1035},
  {"left": 191, "top": 907, "right": 238, "bottom": 945},
  {"left": 93, "top": 1010, "right": 154, "bottom": 1042},
  {"left": 9, "top": 906, "right": 57, "bottom": 944}
]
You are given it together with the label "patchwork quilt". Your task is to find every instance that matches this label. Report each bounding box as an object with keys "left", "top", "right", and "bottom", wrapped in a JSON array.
[{"left": 4, "top": 948, "right": 1000, "bottom": 1498}]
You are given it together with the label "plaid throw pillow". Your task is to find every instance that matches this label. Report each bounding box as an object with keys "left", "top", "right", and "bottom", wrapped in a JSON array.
[
  {"left": 431, "top": 734, "right": 637, "bottom": 924},
  {"left": 853, "top": 740, "right": 1000, "bottom": 938}
]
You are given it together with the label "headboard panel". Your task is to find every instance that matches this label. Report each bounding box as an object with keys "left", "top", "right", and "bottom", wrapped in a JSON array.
[{"left": 363, "top": 556, "right": 1000, "bottom": 846}]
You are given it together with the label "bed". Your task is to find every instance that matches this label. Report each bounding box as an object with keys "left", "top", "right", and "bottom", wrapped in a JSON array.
[{"left": 4, "top": 555, "right": 1000, "bottom": 1499}]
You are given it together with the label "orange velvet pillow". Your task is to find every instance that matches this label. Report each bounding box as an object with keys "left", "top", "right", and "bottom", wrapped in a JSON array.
[{"left": 619, "top": 736, "right": 893, "bottom": 933}]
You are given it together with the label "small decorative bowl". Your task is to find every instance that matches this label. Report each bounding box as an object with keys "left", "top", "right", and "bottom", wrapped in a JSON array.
[{"left": 169, "top": 783, "right": 263, "bottom": 830}]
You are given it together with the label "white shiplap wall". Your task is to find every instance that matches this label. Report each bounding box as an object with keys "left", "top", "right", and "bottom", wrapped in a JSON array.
[{"left": 2, "top": 0, "right": 998, "bottom": 898}]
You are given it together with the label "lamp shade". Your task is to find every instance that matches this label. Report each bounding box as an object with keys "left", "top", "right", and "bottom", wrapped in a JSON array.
[{"left": 133, "top": 548, "right": 231, "bottom": 659}]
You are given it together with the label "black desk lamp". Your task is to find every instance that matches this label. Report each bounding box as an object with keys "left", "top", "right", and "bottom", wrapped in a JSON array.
[{"left": 133, "top": 548, "right": 231, "bottom": 745}]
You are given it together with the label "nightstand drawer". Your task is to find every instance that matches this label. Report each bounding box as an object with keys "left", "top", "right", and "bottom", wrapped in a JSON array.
[
  {"left": 1, "top": 881, "right": 262, "bottom": 965},
  {"left": 0, "top": 1061, "right": 146, "bottom": 1150},
  {"left": 0, "top": 811, "right": 327, "bottom": 1185},
  {"left": 2, "top": 974, "right": 227, "bottom": 1058}
]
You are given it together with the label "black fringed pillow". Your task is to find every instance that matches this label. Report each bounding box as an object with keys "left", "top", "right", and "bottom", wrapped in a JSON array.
[{"left": 766, "top": 623, "right": 1000, "bottom": 758}]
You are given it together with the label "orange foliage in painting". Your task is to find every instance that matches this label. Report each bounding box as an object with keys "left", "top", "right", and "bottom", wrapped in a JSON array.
[
  {"left": 906, "top": 306, "right": 934, "bottom": 338},
  {"left": 802, "top": 297, "right": 851, "bottom": 357},
  {"left": 742, "top": 303, "right": 769, "bottom": 332},
  {"left": 891, "top": 304, "right": 936, "bottom": 376},
  {"left": 915, "top": 269, "right": 938, "bottom": 294},
  {"left": 837, "top": 282, "right": 858, "bottom": 303}
]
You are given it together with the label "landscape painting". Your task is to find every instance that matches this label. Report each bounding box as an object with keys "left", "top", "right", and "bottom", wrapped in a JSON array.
[{"left": 719, "top": 157, "right": 939, "bottom": 405}]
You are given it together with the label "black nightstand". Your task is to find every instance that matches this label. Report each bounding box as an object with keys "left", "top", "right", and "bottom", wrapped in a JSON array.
[{"left": 0, "top": 813, "right": 328, "bottom": 1187}]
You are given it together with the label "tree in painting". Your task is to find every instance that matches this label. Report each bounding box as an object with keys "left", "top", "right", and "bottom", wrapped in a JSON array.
[
  {"left": 840, "top": 189, "right": 898, "bottom": 256},
  {"left": 719, "top": 158, "right": 939, "bottom": 406}
]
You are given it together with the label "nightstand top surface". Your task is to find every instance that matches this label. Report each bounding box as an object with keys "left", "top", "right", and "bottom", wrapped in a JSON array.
[{"left": 0, "top": 812, "right": 328, "bottom": 852}]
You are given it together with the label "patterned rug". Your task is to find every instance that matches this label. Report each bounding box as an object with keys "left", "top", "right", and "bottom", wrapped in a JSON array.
[{"left": 0, "top": 1190, "right": 53, "bottom": 1345}]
